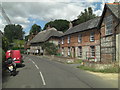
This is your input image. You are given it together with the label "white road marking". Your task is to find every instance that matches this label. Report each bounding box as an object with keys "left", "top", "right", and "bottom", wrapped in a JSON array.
[
  {"left": 39, "top": 71, "right": 46, "bottom": 85},
  {"left": 30, "top": 59, "right": 46, "bottom": 85},
  {"left": 31, "top": 61, "right": 35, "bottom": 64},
  {"left": 35, "top": 64, "right": 39, "bottom": 70}
]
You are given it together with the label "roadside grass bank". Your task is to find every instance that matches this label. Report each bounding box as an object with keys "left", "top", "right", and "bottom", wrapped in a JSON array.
[
  {"left": 34, "top": 55, "right": 119, "bottom": 74},
  {"left": 77, "top": 65, "right": 119, "bottom": 73}
]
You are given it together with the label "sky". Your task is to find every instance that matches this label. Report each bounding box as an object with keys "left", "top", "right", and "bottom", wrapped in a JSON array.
[{"left": 0, "top": 0, "right": 117, "bottom": 36}]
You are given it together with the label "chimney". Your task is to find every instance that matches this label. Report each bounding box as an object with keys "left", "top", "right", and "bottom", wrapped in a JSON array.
[
  {"left": 69, "top": 21, "right": 73, "bottom": 29},
  {"left": 46, "top": 24, "right": 51, "bottom": 30}
]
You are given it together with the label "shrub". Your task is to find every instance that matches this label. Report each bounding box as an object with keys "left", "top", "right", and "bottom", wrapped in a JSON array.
[{"left": 41, "top": 42, "right": 58, "bottom": 55}]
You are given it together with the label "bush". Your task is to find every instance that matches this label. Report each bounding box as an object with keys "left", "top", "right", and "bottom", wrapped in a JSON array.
[{"left": 42, "top": 42, "right": 58, "bottom": 55}]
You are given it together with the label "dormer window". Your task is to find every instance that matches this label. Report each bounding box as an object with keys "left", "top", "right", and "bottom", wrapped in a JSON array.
[
  {"left": 67, "top": 36, "right": 70, "bottom": 44},
  {"left": 105, "top": 15, "right": 113, "bottom": 35},
  {"left": 78, "top": 34, "right": 82, "bottom": 43},
  {"left": 90, "top": 32, "right": 95, "bottom": 42},
  {"left": 61, "top": 37, "right": 64, "bottom": 44}
]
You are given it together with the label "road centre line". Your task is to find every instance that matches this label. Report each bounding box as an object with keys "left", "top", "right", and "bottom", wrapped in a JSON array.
[
  {"left": 35, "top": 64, "right": 39, "bottom": 70},
  {"left": 39, "top": 71, "right": 46, "bottom": 85},
  {"left": 30, "top": 59, "right": 46, "bottom": 86}
]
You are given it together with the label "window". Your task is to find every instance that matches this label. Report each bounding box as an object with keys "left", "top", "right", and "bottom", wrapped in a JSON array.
[
  {"left": 90, "top": 32, "right": 95, "bottom": 42},
  {"left": 62, "top": 47, "right": 64, "bottom": 55},
  {"left": 105, "top": 15, "right": 113, "bottom": 35},
  {"left": 90, "top": 46, "right": 95, "bottom": 57},
  {"left": 78, "top": 34, "right": 82, "bottom": 43},
  {"left": 61, "top": 37, "right": 64, "bottom": 44},
  {"left": 68, "top": 47, "right": 70, "bottom": 56},
  {"left": 67, "top": 36, "right": 70, "bottom": 44},
  {"left": 78, "top": 46, "right": 82, "bottom": 58}
]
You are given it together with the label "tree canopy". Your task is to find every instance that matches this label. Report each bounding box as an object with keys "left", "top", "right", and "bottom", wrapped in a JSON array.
[
  {"left": 29, "top": 24, "right": 42, "bottom": 35},
  {"left": 72, "top": 7, "right": 97, "bottom": 26},
  {"left": 2, "top": 36, "right": 9, "bottom": 52},
  {"left": 43, "top": 19, "right": 69, "bottom": 32},
  {"left": 4, "top": 24, "right": 25, "bottom": 43}
]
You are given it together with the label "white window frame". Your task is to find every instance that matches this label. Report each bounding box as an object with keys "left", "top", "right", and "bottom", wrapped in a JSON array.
[
  {"left": 62, "top": 47, "right": 64, "bottom": 55},
  {"left": 78, "top": 34, "right": 82, "bottom": 43},
  {"left": 90, "top": 32, "right": 95, "bottom": 42},
  {"left": 68, "top": 47, "right": 70, "bottom": 56},
  {"left": 67, "top": 36, "right": 70, "bottom": 44},
  {"left": 61, "top": 37, "right": 64, "bottom": 44},
  {"left": 105, "top": 15, "right": 113, "bottom": 35}
]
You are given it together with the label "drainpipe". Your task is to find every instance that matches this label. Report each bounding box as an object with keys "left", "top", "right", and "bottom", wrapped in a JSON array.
[{"left": 98, "top": 28, "right": 102, "bottom": 63}]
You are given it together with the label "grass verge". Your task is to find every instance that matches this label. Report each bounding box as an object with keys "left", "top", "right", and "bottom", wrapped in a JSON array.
[{"left": 77, "top": 65, "right": 119, "bottom": 73}]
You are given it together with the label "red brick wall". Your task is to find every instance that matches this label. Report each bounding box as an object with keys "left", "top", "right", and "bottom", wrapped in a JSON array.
[{"left": 60, "top": 29, "right": 100, "bottom": 47}]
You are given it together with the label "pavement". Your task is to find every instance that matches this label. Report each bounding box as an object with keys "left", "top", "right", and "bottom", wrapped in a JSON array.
[{"left": 2, "top": 55, "right": 118, "bottom": 88}]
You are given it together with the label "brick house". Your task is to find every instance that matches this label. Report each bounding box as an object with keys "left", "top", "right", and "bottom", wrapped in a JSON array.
[
  {"left": 60, "top": 17, "right": 101, "bottom": 62},
  {"left": 98, "top": 3, "right": 120, "bottom": 63},
  {"left": 30, "top": 27, "right": 63, "bottom": 55}
]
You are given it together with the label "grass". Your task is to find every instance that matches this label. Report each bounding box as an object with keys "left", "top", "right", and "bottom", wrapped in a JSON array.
[{"left": 77, "top": 65, "right": 119, "bottom": 73}]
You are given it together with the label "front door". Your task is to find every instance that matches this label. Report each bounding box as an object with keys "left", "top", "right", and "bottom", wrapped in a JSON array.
[{"left": 72, "top": 47, "right": 75, "bottom": 58}]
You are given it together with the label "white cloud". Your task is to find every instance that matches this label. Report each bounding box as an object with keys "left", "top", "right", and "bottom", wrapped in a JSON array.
[
  {"left": 13, "top": 16, "right": 30, "bottom": 24},
  {"left": 1, "top": 0, "right": 115, "bottom": 34},
  {"left": 94, "top": 10, "right": 102, "bottom": 16}
]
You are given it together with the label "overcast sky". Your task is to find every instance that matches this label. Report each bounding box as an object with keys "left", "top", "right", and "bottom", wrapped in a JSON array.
[{"left": 0, "top": 0, "right": 116, "bottom": 35}]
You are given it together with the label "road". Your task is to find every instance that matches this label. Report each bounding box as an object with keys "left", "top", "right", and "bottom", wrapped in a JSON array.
[{"left": 2, "top": 55, "right": 118, "bottom": 88}]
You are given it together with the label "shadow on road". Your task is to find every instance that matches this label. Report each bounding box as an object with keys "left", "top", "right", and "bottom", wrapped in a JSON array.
[
  {"left": 16, "top": 64, "right": 25, "bottom": 68},
  {"left": 2, "top": 63, "right": 25, "bottom": 84}
]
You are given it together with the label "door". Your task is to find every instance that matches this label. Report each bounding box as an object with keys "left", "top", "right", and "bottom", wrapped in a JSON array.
[{"left": 72, "top": 47, "right": 75, "bottom": 58}]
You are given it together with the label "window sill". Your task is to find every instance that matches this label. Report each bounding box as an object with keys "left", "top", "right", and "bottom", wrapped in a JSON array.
[
  {"left": 90, "top": 40, "right": 95, "bottom": 42},
  {"left": 104, "top": 33, "right": 113, "bottom": 37}
]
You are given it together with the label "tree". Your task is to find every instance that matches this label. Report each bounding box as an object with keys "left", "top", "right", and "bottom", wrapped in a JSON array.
[
  {"left": 30, "top": 24, "right": 42, "bottom": 35},
  {"left": 72, "top": 7, "right": 97, "bottom": 26},
  {"left": 41, "top": 42, "right": 58, "bottom": 55},
  {"left": 15, "top": 24, "right": 25, "bottom": 40},
  {"left": 25, "top": 35, "right": 30, "bottom": 41},
  {"left": 13, "top": 39, "right": 25, "bottom": 49},
  {"left": 4, "top": 24, "right": 24, "bottom": 43},
  {"left": 43, "top": 19, "right": 69, "bottom": 32},
  {"left": 2, "top": 36, "right": 9, "bottom": 52}
]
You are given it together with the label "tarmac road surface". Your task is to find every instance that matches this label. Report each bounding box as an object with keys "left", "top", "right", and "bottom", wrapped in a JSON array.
[{"left": 2, "top": 55, "right": 118, "bottom": 88}]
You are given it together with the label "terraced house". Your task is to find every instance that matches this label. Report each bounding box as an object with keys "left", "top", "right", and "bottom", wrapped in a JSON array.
[
  {"left": 60, "top": 17, "right": 101, "bottom": 62},
  {"left": 99, "top": 3, "right": 120, "bottom": 63},
  {"left": 60, "top": 3, "right": 120, "bottom": 63}
]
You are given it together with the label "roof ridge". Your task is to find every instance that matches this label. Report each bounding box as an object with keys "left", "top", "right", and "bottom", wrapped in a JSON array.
[{"left": 67, "top": 17, "right": 100, "bottom": 31}]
